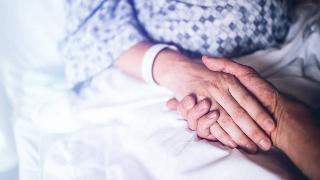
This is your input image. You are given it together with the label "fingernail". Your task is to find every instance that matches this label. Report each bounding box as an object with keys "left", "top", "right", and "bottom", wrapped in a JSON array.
[
  {"left": 228, "top": 140, "right": 237, "bottom": 148},
  {"left": 246, "top": 143, "right": 257, "bottom": 153},
  {"left": 259, "top": 138, "right": 272, "bottom": 151},
  {"left": 265, "top": 119, "right": 275, "bottom": 132}
]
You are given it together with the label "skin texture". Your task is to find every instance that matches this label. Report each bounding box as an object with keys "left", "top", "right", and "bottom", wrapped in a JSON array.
[
  {"left": 153, "top": 50, "right": 275, "bottom": 152},
  {"left": 168, "top": 57, "right": 320, "bottom": 179},
  {"left": 114, "top": 42, "right": 275, "bottom": 153}
]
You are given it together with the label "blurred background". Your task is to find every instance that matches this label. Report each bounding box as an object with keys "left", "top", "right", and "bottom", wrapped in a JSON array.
[{"left": 0, "top": 1, "right": 66, "bottom": 179}]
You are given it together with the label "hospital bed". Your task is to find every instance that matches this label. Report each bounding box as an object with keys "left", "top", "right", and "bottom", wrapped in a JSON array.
[{"left": 0, "top": 1, "right": 319, "bottom": 179}]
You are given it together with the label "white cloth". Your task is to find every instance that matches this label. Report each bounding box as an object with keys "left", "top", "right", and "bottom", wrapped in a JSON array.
[
  {"left": 142, "top": 44, "right": 178, "bottom": 86},
  {"left": 0, "top": 1, "right": 319, "bottom": 180},
  {"left": 236, "top": 3, "right": 320, "bottom": 108}
]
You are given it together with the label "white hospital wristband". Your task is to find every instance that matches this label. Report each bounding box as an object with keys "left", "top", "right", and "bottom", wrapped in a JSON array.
[{"left": 142, "top": 44, "right": 178, "bottom": 86}]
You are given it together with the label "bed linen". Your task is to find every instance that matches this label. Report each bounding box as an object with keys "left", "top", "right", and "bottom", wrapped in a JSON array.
[{"left": 0, "top": 1, "right": 319, "bottom": 179}]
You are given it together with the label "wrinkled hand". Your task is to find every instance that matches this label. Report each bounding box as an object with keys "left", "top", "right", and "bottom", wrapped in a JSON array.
[
  {"left": 167, "top": 56, "right": 320, "bottom": 180},
  {"left": 164, "top": 57, "right": 276, "bottom": 153}
]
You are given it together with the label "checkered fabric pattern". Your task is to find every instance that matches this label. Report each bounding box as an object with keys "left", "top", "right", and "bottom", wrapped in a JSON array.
[{"left": 61, "top": 0, "right": 290, "bottom": 87}]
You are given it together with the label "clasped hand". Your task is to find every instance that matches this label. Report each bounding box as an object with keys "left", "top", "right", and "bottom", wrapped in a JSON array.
[{"left": 166, "top": 56, "right": 277, "bottom": 153}]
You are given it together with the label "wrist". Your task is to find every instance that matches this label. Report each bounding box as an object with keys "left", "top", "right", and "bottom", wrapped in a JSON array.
[
  {"left": 271, "top": 95, "right": 320, "bottom": 179},
  {"left": 152, "top": 50, "right": 200, "bottom": 90},
  {"left": 271, "top": 95, "right": 313, "bottom": 151}
]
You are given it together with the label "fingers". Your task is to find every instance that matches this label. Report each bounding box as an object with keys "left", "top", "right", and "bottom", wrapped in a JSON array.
[
  {"left": 216, "top": 110, "right": 258, "bottom": 153},
  {"left": 166, "top": 98, "right": 179, "bottom": 110},
  {"left": 194, "top": 99, "right": 260, "bottom": 153},
  {"left": 186, "top": 99, "right": 211, "bottom": 130},
  {"left": 176, "top": 95, "right": 197, "bottom": 118},
  {"left": 168, "top": 95, "right": 212, "bottom": 132},
  {"left": 213, "top": 89, "right": 272, "bottom": 151},
  {"left": 169, "top": 95, "right": 211, "bottom": 133},
  {"left": 228, "top": 80, "right": 275, "bottom": 134},
  {"left": 181, "top": 95, "right": 197, "bottom": 109},
  {"left": 202, "top": 56, "right": 255, "bottom": 77},
  {"left": 166, "top": 95, "right": 197, "bottom": 112},
  {"left": 174, "top": 96, "right": 220, "bottom": 141},
  {"left": 203, "top": 57, "right": 274, "bottom": 150},
  {"left": 202, "top": 56, "right": 277, "bottom": 113},
  {"left": 210, "top": 123, "right": 237, "bottom": 148},
  {"left": 196, "top": 111, "right": 219, "bottom": 138},
  {"left": 168, "top": 94, "right": 262, "bottom": 152},
  {"left": 195, "top": 106, "right": 249, "bottom": 150},
  {"left": 206, "top": 134, "right": 218, "bottom": 141},
  {"left": 168, "top": 96, "right": 219, "bottom": 142}
]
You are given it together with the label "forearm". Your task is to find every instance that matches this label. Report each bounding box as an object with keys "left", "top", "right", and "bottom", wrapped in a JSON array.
[
  {"left": 113, "top": 42, "right": 153, "bottom": 80},
  {"left": 114, "top": 42, "right": 197, "bottom": 89},
  {"left": 153, "top": 49, "right": 201, "bottom": 89},
  {"left": 272, "top": 97, "right": 320, "bottom": 179}
]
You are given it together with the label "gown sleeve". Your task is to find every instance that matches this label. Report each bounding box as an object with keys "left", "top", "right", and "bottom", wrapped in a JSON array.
[{"left": 61, "top": 0, "right": 148, "bottom": 87}]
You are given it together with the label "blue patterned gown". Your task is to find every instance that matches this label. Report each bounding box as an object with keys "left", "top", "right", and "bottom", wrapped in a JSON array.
[{"left": 61, "top": 0, "right": 290, "bottom": 87}]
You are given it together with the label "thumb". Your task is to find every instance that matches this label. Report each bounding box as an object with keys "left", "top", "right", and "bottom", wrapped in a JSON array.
[{"left": 202, "top": 56, "right": 252, "bottom": 77}]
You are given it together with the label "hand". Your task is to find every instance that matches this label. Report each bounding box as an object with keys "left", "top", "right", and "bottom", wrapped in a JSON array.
[
  {"left": 167, "top": 57, "right": 288, "bottom": 150},
  {"left": 200, "top": 57, "right": 293, "bottom": 149},
  {"left": 169, "top": 57, "right": 320, "bottom": 179},
  {"left": 167, "top": 95, "right": 221, "bottom": 141},
  {"left": 159, "top": 56, "right": 275, "bottom": 153}
]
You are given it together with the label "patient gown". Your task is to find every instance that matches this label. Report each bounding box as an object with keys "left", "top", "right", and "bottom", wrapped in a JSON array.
[{"left": 61, "top": 0, "right": 290, "bottom": 87}]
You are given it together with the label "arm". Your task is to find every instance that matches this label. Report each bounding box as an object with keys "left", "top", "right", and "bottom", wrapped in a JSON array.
[
  {"left": 113, "top": 42, "right": 191, "bottom": 83},
  {"left": 201, "top": 57, "right": 320, "bottom": 179},
  {"left": 61, "top": 0, "right": 148, "bottom": 87},
  {"left": 63, "top": 1, "right": 276, "bottom": 153},
  {"left": 116, "top": 43, "right": 277, "bottom": 153},
  {"left": 272, "top": 96, "right": 320, "bottom": 179}
]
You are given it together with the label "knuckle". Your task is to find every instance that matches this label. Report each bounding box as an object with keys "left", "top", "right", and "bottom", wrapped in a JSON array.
[
  {"left": 188, "top": 106, "right": 201, "bottom": 119},
  {"left": 183, "top": 95, "right": 195, "bottom": 108},
  {"left": 195, "top": 101, "right": 210, "bottom": 114},
  {"left": 201, "top": 100, "right": 211, "bottom": 110},
  {"left": 243, "top": 66, "right": 256, "bottom": 74},
  {"left": 194, "top": 108, "right": 203, "bottom": 116},
  {"left": 222, "top": 73, "right": 237, "bottom": 83},
  {"left": 255, "top": 111, "right": 269, "bottom": 124},
  {"left": 185, "top": 95, "right": 193, "bottom": 101},
  {"left": 207, "top": 111, "right": 220, "bottom": 121}
]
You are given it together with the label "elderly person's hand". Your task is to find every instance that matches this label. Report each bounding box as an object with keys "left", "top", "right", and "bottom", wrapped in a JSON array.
[
  {"left": 166, "top": 56, "right": 282, "bottom": 152},
  {"left": 115, "top": 43, "right": 274, "bottom": 153},
  {"left": 156, "top": 54, "right": 275, "bottom": 153},
  {"left": 168, "top": 57, "right": 320, "bottom": 179}
]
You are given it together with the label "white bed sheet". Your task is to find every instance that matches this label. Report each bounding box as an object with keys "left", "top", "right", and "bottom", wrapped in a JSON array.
[{"left": 0, "top": 1, "right": 319, "bottom": 179}]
